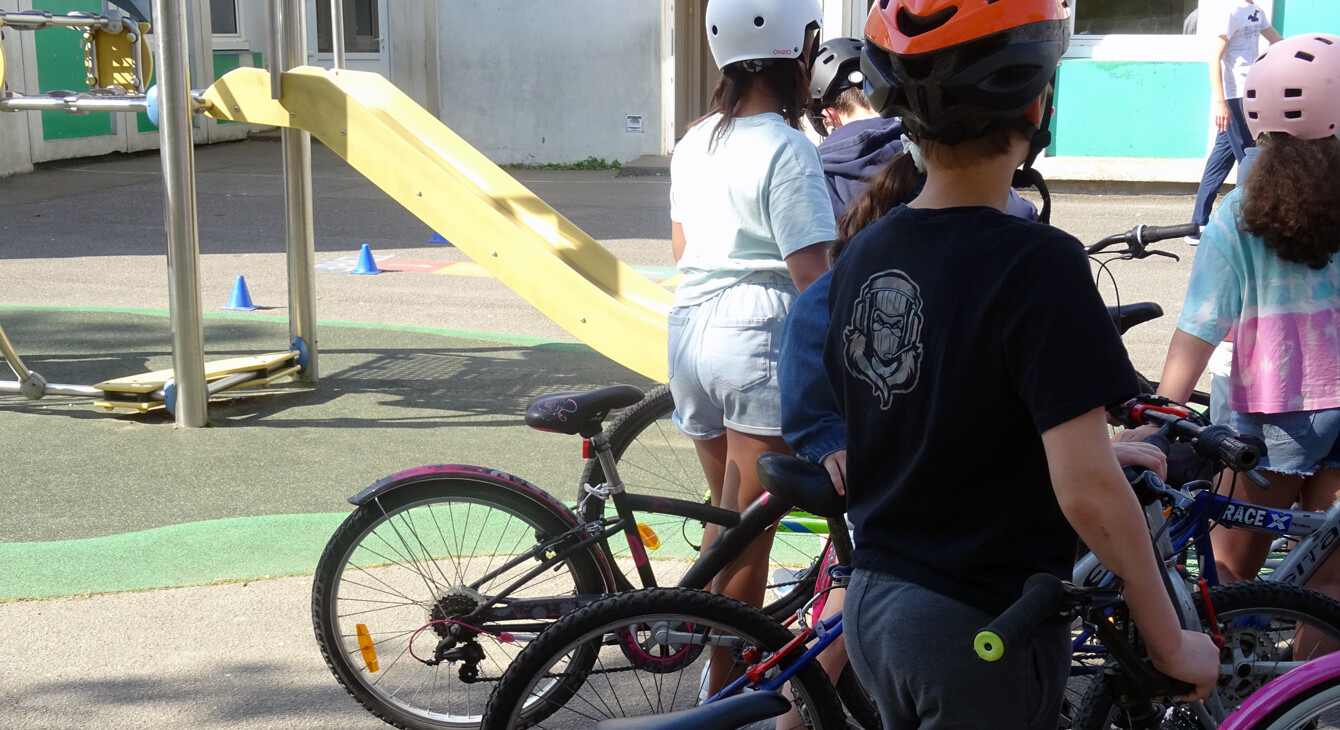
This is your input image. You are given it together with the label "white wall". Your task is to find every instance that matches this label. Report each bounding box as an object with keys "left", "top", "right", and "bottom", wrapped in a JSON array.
[
  {"left": 0, "top": 0, "right": 35, "bottom": 177},
  {"left": 437, "top": 1, "right": 662, "bottom": 165}
]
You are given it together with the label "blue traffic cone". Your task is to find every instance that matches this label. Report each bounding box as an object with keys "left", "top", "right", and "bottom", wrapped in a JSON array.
[
  {"left": 352, "top": 243, "right": 383, "bottom": 275},
  {"left": 428, "top": 231, "right": 450, "bottom": 244},
  {"left": 222, "top": 275, "right": 258, "bottom": 311}
]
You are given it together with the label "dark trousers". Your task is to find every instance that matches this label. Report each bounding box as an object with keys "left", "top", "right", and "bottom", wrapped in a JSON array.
[{"left": 1191, "top": 97, "right": 1257, "bottom": 227}]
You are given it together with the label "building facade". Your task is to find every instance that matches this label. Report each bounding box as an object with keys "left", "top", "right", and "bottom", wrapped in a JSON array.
[{"left": 1, "top": 1, "right": 1338, "bottom": 180}]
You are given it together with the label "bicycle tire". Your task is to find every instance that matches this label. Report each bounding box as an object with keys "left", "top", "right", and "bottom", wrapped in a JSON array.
[
  {"left": 1070, "top": 581, "right": 1340, "bottom": 730},
  {"left": 837, "top": 661, "right": 882, "bottom": 730},
  {"left": 1238, "top": 677, "right": 1340, "bottom": 729},
  {"left": 580, "top": 384, "right": 824, "bottom": 619},
  {"left": 480, "top": 587, "right": 847, "bottom": 730},
  {"left": 313, "top": 473, "right": 609, "bottom": 729}
]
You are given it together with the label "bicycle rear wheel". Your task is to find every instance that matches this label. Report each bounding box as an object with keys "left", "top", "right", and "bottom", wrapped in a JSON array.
[
  {"left": 312, "top": 472, "right": 609, "bottom": 729},
  {"left": 1071, "top": 581, "right": 1340, "bottom": 730},
  {"left": 580, "top": 384, "right": 825, "bottom": 618},
  {"left": 480, "top": 587, "right": 846, "bottom": 730}
]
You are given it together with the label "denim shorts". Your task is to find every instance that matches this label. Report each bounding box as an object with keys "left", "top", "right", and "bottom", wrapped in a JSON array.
[
  {"left": 667, "top": 272, "right": 796, "bottom": 440},
  {"left": 1222, "top": 406, "right": 1340, "bottom": 477}
]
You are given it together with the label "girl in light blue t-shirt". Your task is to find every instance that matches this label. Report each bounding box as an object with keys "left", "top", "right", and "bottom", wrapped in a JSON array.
[{"left": 666, "top": 0, "right": 835, "bottom": 658}]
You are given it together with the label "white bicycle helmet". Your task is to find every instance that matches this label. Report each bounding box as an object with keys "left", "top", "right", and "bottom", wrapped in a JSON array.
[{"left": 705, "top": 0, "right": 824, "bottom": 70}]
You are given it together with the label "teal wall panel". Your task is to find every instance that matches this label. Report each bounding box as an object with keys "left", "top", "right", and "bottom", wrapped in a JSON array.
[
  {"left": 1051, "top": 60, "right": 1208, "bottom": 159},
  {"left": 1275, "top": 0, "right": 1340, "bottom": 36},
  {"left": 34, "top": 0, "right": 114, "bottom": 141}
]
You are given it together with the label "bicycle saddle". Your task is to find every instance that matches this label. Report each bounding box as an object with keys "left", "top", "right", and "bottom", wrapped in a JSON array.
[
  {"left": 1107, "top": 302, "right": 1163, "bottom": 336},
  {"left": 525, "top": 385, "right": 645, "bottom": 438},
  {"left": 593, "top": 691, "right": 790, "bottom": 730},
  {"left": 756, "top": 452, "right": 846, "bottom": 518}
]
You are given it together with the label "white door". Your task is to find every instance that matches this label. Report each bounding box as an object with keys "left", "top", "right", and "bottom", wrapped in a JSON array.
[{"left": 305, "top": 0, "right": 390, "bottom": 77}]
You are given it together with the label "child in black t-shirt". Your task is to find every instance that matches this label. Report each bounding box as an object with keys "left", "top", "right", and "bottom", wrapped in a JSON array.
[{"left": 825, "top": 2, "right": 1220, "bottom": 727}]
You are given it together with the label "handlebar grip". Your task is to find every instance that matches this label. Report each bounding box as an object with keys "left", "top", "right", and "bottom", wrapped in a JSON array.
[
  {"left": 1193, "top": 424, "right": 1263, "bottom": 471},
  {"left": 974, "top": 573, "right": 1067, "bottom": 661},
  {"left": 1139, "top": 223, "right": 1202, "bottom": 244}
]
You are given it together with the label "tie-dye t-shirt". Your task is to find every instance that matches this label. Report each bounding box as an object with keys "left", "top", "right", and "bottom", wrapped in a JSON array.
[{"left": 1178, "top": 188, "right": 1340, "bottom": 414}]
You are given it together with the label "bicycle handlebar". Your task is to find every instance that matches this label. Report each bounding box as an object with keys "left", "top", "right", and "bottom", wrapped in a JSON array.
[
  {"left": 1087, "top": 223, "right": 1201, "bottom": 257},
  {"left": 974, "top": 573, "right": 1067, "bottom": 661},
  {"left": 977, "top": 574, "right": 1197, "bottom": 699},
  {"left": 1114, "top": 396, "right": 1264, "bottom": 472}
]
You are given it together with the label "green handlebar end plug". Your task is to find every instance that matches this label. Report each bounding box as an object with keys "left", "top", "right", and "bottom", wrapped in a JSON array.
[{"left": 974, "top": 630, "right": 1005, "bottom": 662}]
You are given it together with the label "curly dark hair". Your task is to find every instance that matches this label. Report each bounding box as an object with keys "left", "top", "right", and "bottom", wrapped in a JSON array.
[{"left": 1240, "top": 134, "right": 1340, "bottom": 270}]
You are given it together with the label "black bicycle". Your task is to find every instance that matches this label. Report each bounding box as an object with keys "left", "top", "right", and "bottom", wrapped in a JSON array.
[{"left": 311, "top": 385, "right": 830, "bottom": 729}]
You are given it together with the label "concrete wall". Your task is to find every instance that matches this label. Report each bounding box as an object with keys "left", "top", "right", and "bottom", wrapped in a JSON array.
[
  {"left": 436, "top": 1, "right": 662, "bottom": 165},
  {"left": 389, "top": 2, "right": 439, "bottom": 118},
  {"left": 0, "top": 0, "right": 35, "bottom": 177}
]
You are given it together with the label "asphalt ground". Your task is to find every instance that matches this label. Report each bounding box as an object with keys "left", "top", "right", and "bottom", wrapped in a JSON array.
[{"left": 0, "top": 137, "right": 1211, "bottom": 727}]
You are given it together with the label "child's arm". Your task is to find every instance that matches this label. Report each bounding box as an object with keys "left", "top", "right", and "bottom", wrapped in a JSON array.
[
  {"left": 1042, "top": 407, "right": 1220, "bottom": 700},
  {"left": 784, "top": 243, "right": 829, "bottom": 294},
  {"left": 1157, "top": 329, "right": 1217, "bottom": 404}
]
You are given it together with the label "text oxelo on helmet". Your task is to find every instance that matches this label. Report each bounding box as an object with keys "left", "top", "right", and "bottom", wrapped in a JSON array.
[
  {"left": 1244, "top": 34, "right": 1340, "bottom": 141},
  {"left": 705, "top": 0, "right": 824, "bottom": 70},
  {"left": 861, "top": 0, "right": 1071, "bottom": 145}
]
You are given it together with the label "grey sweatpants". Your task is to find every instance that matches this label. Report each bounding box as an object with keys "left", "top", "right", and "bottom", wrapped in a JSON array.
[{"left": 845, "top": 569, "right": 1070, "bottom": 730}]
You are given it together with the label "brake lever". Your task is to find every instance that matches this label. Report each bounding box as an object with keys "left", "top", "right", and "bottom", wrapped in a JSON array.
[
  {"left": 1244, "top": 470, "right": 1270, "bottom": 488},
  {"left": 1147, "top": 250, "right": 1181, "bottom": 263}
]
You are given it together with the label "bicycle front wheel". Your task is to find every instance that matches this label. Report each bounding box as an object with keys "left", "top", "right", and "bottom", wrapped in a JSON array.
[
  {"left": 580, "top": 384, "right": 826, "bottom": 618},
  {"left": 1235, "top": 677, "right": 1340, "bottom": 729},
  {"left": 313, "top": 472, "right": 609, "bottom": 729},
  {"left": 480, "top": 587, "right": 846, "bottom": 730},
  {"left": 1072, "top": 581, "right": 1340, "bottom": 730}
]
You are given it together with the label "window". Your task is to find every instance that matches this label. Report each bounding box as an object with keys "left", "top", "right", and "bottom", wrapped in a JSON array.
[
  {"left": 316, "top": 0, "right": 381, "bottom": 55},
  {"left": 1073, "top": 0, "right": 1199, "bottom": 36},
  {"left": 210, "top": 0, "right": 239, "bottom": 36}
]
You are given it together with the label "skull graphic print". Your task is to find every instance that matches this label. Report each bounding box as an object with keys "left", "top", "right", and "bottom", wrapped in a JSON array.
[{"left": 844, "top": 269, "right": 925, "bottom": 409}]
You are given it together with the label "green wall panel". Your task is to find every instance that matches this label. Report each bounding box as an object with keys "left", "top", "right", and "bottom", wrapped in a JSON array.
[
  {"left": 1051, "top": 60, "right": 1207, "bottom": 159},
  {"left": 35, "top": 0, "right": 113, "bottom": 141},
  {"left": 1275, "top": 0, "right": 1340, "bottom": 36}
]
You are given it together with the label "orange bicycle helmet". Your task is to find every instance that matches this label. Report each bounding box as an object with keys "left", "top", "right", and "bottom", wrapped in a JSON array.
[{"left": 862, "top": 0, "right": 1070, "bottom": 146}]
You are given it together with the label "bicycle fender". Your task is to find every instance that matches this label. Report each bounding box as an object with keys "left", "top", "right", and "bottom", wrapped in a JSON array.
[
  {"left": 1219, "top": 651, "right": 1340, "bottom": 729},
  {"left": 349, "top": 463, "right": 581, "bottom": 528}
]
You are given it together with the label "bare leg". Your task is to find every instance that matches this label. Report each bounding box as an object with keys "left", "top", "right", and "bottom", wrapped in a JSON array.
[
  {"left": 1296, "top": 467, "right": 1340, "bottom": 658},
  {"left": 1210, "top": 469, "right": 1303, "bottom": 583},
  {"left": 694, "top": 435, "right": 728, "bottom": 558},
  {"left": 706, "top": 428, "right": 790, "bottom": 695}
]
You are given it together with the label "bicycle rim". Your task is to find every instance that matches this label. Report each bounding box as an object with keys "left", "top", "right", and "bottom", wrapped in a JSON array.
[
  {"left": 481, "top": 587, "right": 845, "bottom": 730},
  {"left": 313, "top": 478, "right": 606, "bottom": 728}
]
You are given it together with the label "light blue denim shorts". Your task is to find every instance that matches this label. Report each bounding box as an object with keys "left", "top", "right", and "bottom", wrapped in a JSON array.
[
  {"left": 1222, "top": 406, "right": 1340, "bottom": 477},
  {"left": 667, "top": 272, "right": 796, "bottom": 440}
]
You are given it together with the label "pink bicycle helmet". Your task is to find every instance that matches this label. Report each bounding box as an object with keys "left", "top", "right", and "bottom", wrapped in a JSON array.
[{"left": 1244, "top": 34, "right": 1340, "bottom": 141}]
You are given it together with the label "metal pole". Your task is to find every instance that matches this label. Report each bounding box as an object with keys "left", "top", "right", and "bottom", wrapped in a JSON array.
[
  {"left": 152, "top": 0, "right": 208, "bottom": 427},
  {"left": 274, "top": 0, "right": 320, "bottom": 381},
  {"left": 329, "top": 0, "right": 346, "bottom": 70}
]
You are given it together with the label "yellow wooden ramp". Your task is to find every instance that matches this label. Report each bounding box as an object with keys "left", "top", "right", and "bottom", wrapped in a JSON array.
[{"left": 204, "top": 67, "right": 671, "bottom": 382}]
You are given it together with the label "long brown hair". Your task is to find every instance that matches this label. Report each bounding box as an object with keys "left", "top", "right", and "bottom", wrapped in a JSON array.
[
  {"left": 1240, "top": 134, "right": 1340, "bottom": 269},
  {"left": 693, "top": 59, "right": 811, "bottom": 148}
]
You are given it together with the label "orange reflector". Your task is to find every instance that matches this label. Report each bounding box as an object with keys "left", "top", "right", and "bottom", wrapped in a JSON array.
[
  {"left": 638, "top": 523, "right": 660, "bottom": 550},
  {"left": 356, "top": 623, "right": 379, "bottom": 672}
]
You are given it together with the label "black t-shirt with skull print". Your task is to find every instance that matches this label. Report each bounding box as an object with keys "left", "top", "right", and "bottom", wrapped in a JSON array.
[{"left": 823, "top": 204, "right": 1139, "bottom": 614}]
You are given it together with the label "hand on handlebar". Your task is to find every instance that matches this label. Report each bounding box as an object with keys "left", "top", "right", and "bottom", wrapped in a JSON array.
[
  {"left": 1149, "top": 629, "right": 1220, "bottom": 702},
  {"left": 1111, "top": 440, "right": 1168, "bottom": 481},
  {"left": 822, "top": 449, "right": 847, "bottom": 497}
]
